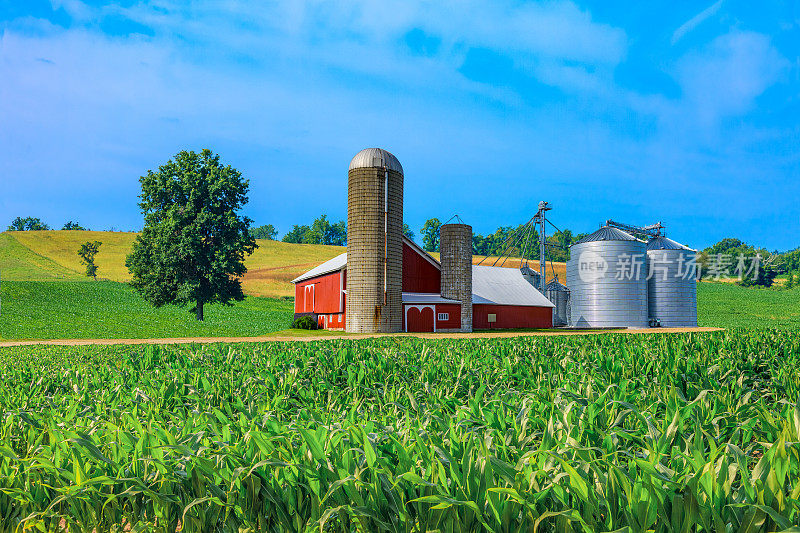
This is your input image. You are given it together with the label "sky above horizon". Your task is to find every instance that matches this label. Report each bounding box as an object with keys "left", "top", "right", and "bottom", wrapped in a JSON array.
[{"left": 1, "top": 0, "right": 799, "bottom": 251}]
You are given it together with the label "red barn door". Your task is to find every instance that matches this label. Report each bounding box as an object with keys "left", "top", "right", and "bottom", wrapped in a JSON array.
[{"left": 406, "top": 306, "right": 434, "bottom": 332}]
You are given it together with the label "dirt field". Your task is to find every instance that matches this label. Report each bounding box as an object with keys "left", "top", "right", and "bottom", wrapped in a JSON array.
[{"left": 0, "top": 327, "right": 721, "bottom": 348}]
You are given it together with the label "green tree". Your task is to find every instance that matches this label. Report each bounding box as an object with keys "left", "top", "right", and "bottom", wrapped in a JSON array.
[
  {"left": 250, "top": 224, "right": 278, "bottom": 240},
  {"left": 403, "top": 223, "right": 414, "bottom": 240},
  {"left": 125, "top": 149, "right": 257, "bottom": 321},
  {"left": 62, "top": 221, "right": 88, "bottom": 231},
  {"left": 8, "top": 217, "right": 50, "bottom": 231},
  {"left": 77, "top": 241, "right": 101, "bottom": 279},
  {"left": 305, "top": 215, "right": 347, "bottom": 246},
  {"left": 786, "top": 272, "right": 795, "bottom": 289},
  {"left": 420, "top": 218, "right": 441, "bottom": 252},
  {"left": 282, "top": 224, "right": 311, "bottom": 244}
]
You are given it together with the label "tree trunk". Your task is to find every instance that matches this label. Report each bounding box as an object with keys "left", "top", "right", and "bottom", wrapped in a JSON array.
[{"left": 196, "top": 300, "right": 204, "bottom": 321}]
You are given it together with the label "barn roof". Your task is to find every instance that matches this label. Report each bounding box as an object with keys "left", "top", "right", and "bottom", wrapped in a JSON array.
[
  {"left": 402, "top": 293, "right": 460, "bottom": 304},
  {"left": 291, "top": 252, "right": 346, "bottom": 283},
  {"left": 292, "top": 236, "right": 437, "bottom": 284},
  {"left": 472, "top": 265, "right": 555, "bottom": 307}
]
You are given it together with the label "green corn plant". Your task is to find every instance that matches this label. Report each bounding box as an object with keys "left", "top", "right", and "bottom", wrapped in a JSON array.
[{"left": 0, "top": 329, "right": 799, "bottom": 531}]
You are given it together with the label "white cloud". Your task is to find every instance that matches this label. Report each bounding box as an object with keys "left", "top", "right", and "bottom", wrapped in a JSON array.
[{"left": 674, "top": 31, "right": 788, "bottom": 126}]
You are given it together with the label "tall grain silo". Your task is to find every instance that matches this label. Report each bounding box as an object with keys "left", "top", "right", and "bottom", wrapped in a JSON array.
[
  {"left": 346, "top": 148, "right": 404, "bottom": 333},
  {"left": 440, "top": 223, "right": 473, "bottom": 332},
  {"left": 647, "top": 236, "right": 697, "bottom": 327},
  {"left": 566, "top": 226, "right": 649, "bottom": 328},
  {"left": 546, "top": 277, "right": 570, "bottom": 327}
]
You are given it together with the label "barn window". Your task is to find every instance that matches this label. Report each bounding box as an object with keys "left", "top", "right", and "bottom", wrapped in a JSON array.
[{"left": 437, "top": 313, "right": 449, "bottom": 321}]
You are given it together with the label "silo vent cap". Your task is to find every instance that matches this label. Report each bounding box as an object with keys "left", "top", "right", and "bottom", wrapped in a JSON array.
[{"left": 349, "top": 148, "right": 403, "bottom": 174}]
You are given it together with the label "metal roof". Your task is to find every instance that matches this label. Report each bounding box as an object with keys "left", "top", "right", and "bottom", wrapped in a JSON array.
[
  {"left": 573, "top": 226, "right": 639, "bottom": 245},
  {"left": 403, "top": 293, "right": 460, "bottom": 304},
  {"left": 472, "top": 265, "right": 555, "bottom": 307},
  {"left": 290, "top": 252, "right": 346, "bottom": 283},
  {"left": 647, "top": 236, "right": 695, "bottom": 251},
  {"left": 349, "top": 148, "right": 403, "bottom": 174},
  {"left": 546, "top": 278, "right": 569, "bottom": 291}
]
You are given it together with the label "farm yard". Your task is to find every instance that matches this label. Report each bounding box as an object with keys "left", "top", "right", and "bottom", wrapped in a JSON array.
[{"left": 2, "top": 330, "right": 799, "bottom": 531}]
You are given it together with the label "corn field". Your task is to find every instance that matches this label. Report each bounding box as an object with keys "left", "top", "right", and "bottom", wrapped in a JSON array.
[{"left": 1, "top": 330, "right": 800, "bottom": 532}]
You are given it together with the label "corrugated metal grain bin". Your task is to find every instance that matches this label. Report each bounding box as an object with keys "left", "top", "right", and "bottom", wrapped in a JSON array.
[
  {"left": 546, "top": 278, "right": 570, "bottom": 327},
  {"left": 566, "top": 226, "right": 649, "bottom": 328},
  {"left": 646, "top": 236, "right": 697, "bottom": 327}
]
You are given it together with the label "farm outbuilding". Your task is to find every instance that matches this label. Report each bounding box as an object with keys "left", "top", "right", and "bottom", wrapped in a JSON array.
[{"left": 291, "top": 147, "right": 554, "bottom": 332}]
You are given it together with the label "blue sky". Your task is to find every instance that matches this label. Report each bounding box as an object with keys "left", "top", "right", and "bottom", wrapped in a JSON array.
[{"left": 1, "top": 0, "right": 798, "bottom": 250}]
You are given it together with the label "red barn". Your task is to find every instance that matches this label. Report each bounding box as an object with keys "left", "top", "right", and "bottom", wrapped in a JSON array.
[{"left": 292, "top": 236, "right": 554, "bottom": 332}]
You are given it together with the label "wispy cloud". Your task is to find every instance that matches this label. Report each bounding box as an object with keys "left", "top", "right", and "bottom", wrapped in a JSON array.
[{"left": 671, "top": 0, "right": 725, "bottom": 45}]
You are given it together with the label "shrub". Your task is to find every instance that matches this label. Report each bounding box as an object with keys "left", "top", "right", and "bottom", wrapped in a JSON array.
[{"left": 292, "top": 316, "right": 318, "bottom": 330}]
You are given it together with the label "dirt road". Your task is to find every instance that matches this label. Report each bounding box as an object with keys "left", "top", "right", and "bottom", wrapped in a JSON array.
[{"left": 0, "top": 327, "right": 721, "bottom": 348}]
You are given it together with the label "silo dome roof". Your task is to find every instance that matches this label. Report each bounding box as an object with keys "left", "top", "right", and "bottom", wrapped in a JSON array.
[
  {"left": 572, "top": 226, "right": 639, "bottom": 246},
  {"left": 349, "top": 148, "right": 403, "bottom": 174},
  {"left": 647, "top": 236, "right": 695, "bottom": 251}
]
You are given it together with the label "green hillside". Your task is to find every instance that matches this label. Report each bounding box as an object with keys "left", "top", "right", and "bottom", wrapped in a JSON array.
[{"left": 0, "top": 231, "right": 344, "bottom": 298}]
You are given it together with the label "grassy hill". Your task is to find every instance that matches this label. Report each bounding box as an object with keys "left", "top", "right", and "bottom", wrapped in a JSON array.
[
  {"left": 2, "top": 231, "right": 566, "bottom": 297},
  {"left": 0, "top": 231, "right": 345, "bottom": 298}
]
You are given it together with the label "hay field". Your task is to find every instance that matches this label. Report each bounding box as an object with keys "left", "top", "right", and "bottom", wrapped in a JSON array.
[
  {"left": 0, "top": 231, "right": 344, "bottom": 298},
  {"left": 2, "top": 232, "right": 567, "bottom": 297}
]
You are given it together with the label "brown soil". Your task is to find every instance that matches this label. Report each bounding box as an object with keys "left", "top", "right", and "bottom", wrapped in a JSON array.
[{"left": 0, "top": 327, "right": 721, "bottom": 348}]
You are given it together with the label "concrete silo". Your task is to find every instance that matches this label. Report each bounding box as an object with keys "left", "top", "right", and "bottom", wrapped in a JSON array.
[
  {"left": 647, "top": 236, "right": 697, "bottom": 327},
  {"left": 566, "top": 226, "right": 649, "bottom": 328},
  {"left": 546, "top": 277, "right": 570, "bottom": 327},
  {"left": 440, "top": 223, "right": 473, "bottom": 332},
  {"left": 346, "top": 148, "right": 404, "bottom": 333}
]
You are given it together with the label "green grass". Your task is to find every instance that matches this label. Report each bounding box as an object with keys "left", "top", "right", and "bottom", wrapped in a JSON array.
[
  {"left": 0, "top": 231, "right": 344, "bottom": 298},
  {"left": 1, "top": 330, "right": 798, "bottom": 531},
  {"left": 0, "top": 234, "right": 81, "bottom": 281},
  {"left": 697, "top": 281, "right": 800, "bottom": 328},
  {"left": 0, "top": 281, "right": 294, "bottom": 340}
]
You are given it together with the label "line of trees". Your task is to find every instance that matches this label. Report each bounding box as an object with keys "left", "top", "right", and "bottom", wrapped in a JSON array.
[
  {"left": 7, "top": 217, "right": 89, "bottom": 231},
  {"left": 417, "top": 217, "right": 582, "bottom": 262}
]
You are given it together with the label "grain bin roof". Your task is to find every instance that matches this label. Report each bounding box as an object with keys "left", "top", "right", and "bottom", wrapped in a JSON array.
[
  {"left": 349, "top": 148, "right": 403, "bottom": 174},
  {"left": 573, "top": 226, "right": 639, "bottom": 245},
  {"left": 291, "top": 253, "right": 346, "bottom": 283},
  {"left": 546, "top": 278, "right": 569, "bottom": 291},
  {"left": 647, "top": 236, "right": 695, "bottom": 251},
  {"left": 472, "top": 265, "right": 554, "bottom": 307}
]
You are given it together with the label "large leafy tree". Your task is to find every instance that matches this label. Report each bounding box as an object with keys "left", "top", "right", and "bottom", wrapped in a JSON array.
[{"left": 126, "top": 149, "right": 257, "bottom": 321}]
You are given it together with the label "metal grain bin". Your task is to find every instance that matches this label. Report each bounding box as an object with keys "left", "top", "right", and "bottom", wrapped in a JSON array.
[
  {"left": 440, "top": 223, "right": 473, "bottom": 332},
  {"left": 546, "top": 277, "right": 570, "bottom": 327},
  {"left": 346, "top": 148, "right": 403, "bottom": 333},
  {"left": 647, "top": 236, "right": 697, "bottom": 327},
  {"left": 566, "top": 226, "right": 649, "bottom": 328}
]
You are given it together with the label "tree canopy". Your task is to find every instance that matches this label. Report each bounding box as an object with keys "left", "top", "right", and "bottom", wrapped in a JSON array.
[
  {"left": 8, "top": 217, "right": 50, "bottom": 231},
  {"left": 250, "top": 224, "right": 278, "bottom": 240},
  {"left": 281, "top": 215, "right": 346, "bottom": 246},
  {"left": 77, "top": 241, "right": 101, "bottom": 279},
  {"left": 420, "top": 218, "right": 441, "bottom": 252},
  {"left": 63, "top": 221, "right": 88, "bottom": 231},
  {"left": 125, "top": 149, "right": 257, "bottom": 320}
]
